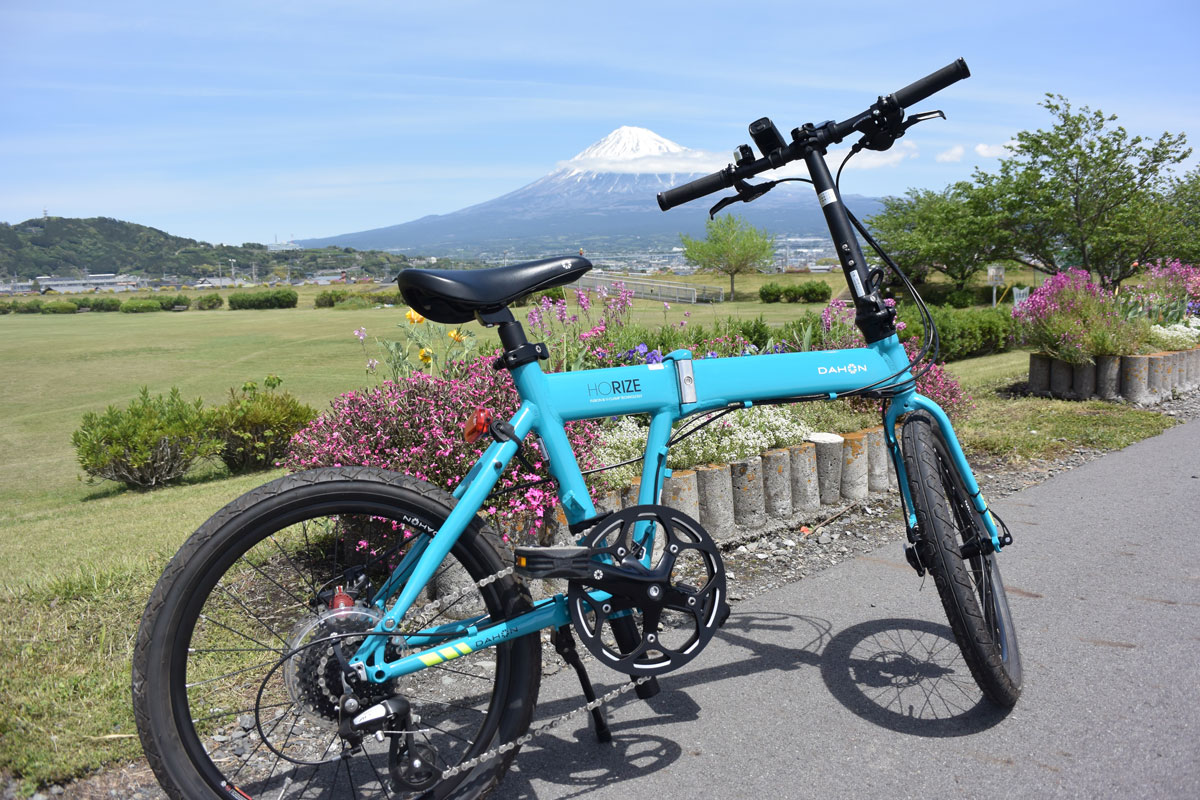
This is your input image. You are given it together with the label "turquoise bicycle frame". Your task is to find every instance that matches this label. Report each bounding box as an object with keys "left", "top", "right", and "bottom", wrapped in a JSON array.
[{"left": 348, "top": 331, "right": 1004, "bottom": 684}]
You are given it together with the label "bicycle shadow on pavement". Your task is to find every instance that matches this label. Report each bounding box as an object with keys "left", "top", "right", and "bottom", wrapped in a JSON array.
[
  {"left": 818, "top": 617, "right": 1012, "bottom": 736},
  {"left": 492, "top": 612, "right": 1008, "bottom": 797}
]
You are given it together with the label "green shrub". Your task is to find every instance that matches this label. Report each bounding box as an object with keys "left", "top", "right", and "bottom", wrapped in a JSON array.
[
  {"left": 314, "top": 289, "right": 350, "bottom": 308},
  {"left": 946, "top": 288, "right": 976, "bottom": 308},
  {"left": 71, "top": 387, "right": 220, "bottom": 489},
  {"left": 156, "top": 293, "right": 191, "bottom": 311},
  {"left": 0, "top": 299, "right": 13, "bottom": 314},
  {"left": 120, "top": 298, "right": 163, "bottom": 313},
  {"left": 759, "top": 282, "right": 784, "bottom": 303},
  {"left": 42, "top": 300, "right": 78, "bottom": 314},
  {"left": 899, "top": 306, "right": 1016, "bottom": 362},
  {"left": 797, "top": 280, "right": 833, "bottom": 302},
  {"left": 370, "top": 289, "right": 403, "bottom": 305},
  {"left": 228, "top": 288, "right": 298, "bottom": 310},
  {"left": 333, "top": 295, "right": 374, "bottom": 310},
  {"left": 210, "top": 376, "right": 317, "bottom": 473},
  {"left": 194, "top": 293, "right": 224, "bottom": 310},
  {"left": 15, "top": 298, "right": 43, "bottom": 314},
  {"left": 915, "top": 283, "right": 992, "bottom": 307},
  {"left": 736, "top": 315, "right": 772, "bottom": 350},
  {"left": 74, "top": 296, "right": 121, "bottom": 312}
]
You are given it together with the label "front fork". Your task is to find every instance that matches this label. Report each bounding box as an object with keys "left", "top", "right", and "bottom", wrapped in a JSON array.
[{"left": 884, "top": 392, "right": 1003, "bottom": 556}]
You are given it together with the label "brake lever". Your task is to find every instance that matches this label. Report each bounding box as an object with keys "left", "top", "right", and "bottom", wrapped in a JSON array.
[
  {"left": 900, "top": 109, "right": 946, "bottom": 133},
  {"left": 708, "top": 178, "right": 777, "bottom": 219},
  {"left": 857, "top": 109, "right": 947, "bottom": 153}
]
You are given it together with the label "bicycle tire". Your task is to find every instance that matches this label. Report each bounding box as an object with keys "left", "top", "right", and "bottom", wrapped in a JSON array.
[
  {"left": 133, "top": 466, "right": 541, "bottom": 799},
  {"left": 900, "top": 411, "right": 1022, "bottom": 707}
]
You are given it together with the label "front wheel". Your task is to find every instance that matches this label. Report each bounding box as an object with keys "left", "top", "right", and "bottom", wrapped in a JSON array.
[
  {"left": 900, "top": 411, "right": 1022, "bottom": 707},
  {"left": 133, "top": 467, "right": 541, "bottom": 799}
]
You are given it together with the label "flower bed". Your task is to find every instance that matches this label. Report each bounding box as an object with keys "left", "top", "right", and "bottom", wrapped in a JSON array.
[{"left": 1015, "top": 264, "right": 1200, "bottom": 404}]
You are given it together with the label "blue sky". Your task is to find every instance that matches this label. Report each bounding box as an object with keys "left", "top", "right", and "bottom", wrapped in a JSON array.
[{"left": 2, "top": 0, "right": 1197, "bottom": 246}]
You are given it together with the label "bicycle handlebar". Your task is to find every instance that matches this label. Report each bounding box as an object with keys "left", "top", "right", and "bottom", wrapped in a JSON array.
[
  {"left": 656, "top": 59, "right": 970, "bottom": 212},
  {"left": 892, "top": 57, "right": 970, "bottom": 109},
  {"left": 656, "top": 167, "right": 734, "bottom": 211}
]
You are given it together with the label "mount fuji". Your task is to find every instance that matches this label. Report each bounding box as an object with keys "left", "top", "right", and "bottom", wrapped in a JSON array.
[{"left": 298, "top": 127, "right": 881, "bottom": 256}]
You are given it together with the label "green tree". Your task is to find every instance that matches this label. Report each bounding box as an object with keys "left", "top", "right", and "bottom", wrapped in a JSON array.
[
  {"left": 869, "top": 181, "right": 1009, "bottom": 289},
  {"left": 981, "top": 94, "right": 1190, "bottom": 286},
  {"left": 1166, "top": 167, "right": 1200, "bottom": 265},
  {"left": 680, "top": 214, "right": 774, "bottom": 299}
]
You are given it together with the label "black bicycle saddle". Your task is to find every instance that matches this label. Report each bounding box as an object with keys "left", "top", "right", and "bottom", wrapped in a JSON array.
[{"left": 396, "top": 256, "right": 592, "bottom": 324}]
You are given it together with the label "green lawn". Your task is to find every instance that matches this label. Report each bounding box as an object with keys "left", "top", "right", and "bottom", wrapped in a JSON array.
[{"left": 0, "top": 307, "right": 397, "bottom": 590}]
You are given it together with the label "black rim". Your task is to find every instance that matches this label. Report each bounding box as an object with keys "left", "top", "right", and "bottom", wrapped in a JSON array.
[{"left": 163, "top": 492, "right": 513, "bottom": 798}]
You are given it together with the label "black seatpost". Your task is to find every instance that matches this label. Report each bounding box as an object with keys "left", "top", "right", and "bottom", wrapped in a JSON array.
[{"left": 802, "top": 146, "right": 896, "bottom": 343}]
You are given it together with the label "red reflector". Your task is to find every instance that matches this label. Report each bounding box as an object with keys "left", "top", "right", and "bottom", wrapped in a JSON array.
[
  {"left": 330, "top": 586, "right": 354, "bottom": 610},
  {"left": 464, "top": 407, "right": 494, "bottom": 443}
]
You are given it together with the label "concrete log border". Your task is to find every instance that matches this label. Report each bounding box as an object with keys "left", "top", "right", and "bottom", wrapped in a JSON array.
[
  {"left": 591, "top": 426, "right": 904, "bottom": 543},
  {"left": 1033, "top": 349, "right": 1200, "bottom": 406}
]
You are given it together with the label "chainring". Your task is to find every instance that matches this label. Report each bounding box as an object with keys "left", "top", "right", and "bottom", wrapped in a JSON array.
[{"left": 567, "top": 504, "right": 728, "bottom": 676}]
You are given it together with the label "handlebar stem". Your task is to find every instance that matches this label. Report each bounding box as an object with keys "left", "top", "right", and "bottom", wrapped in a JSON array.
[{"left": 800, "top": 146, "right": 896, "bottom": 343}]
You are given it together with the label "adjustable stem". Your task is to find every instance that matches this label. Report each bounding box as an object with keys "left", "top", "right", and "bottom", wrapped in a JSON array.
[{"left": 801, "top": 146, "right": 896, "bottom": 343}]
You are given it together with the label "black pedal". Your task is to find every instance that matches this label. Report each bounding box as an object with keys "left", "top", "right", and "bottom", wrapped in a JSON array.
[{"left": 514, "top": 546, "right": 594, "bottom": 580}]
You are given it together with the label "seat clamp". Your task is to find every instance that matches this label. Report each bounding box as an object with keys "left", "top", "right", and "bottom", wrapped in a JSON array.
[{"left": 493, "top": 342, "right": 549, "bottom": 371}]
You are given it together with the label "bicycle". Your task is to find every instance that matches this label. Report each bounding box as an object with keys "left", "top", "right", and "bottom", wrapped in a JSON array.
[{"left": 133, "top": 58, "right": 1021, "bottom": 800}]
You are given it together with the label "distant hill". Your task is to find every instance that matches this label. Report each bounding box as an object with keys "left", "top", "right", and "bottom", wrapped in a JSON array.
[
  {"left": 0, "top": 217, "right": 413, "bottom": 281},
  {"left": 298, "top": 126, "right": 883, "bottom": 257}
]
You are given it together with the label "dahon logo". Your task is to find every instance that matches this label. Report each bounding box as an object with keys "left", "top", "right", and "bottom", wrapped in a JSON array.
[{"left": 818, "top": 363, "right": 868, "bottom": 376}]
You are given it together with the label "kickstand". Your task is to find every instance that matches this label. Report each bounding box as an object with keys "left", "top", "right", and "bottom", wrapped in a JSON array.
[{"left": 551, "top": 626, "right": 612, "bottom": 743}]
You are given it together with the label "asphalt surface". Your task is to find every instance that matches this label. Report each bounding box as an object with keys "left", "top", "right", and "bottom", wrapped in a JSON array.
[{"left": 491, "top": 419, "right": 1200, "bottom": 800}]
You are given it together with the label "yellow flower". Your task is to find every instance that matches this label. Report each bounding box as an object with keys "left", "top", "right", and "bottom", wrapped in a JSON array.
[
  {"left": 448, "top": 328, "right": 465, "bottom": 343},
  {"left": 406, "top": 308, "right": 426, "bottom": 324},
  {"left": 419, "top": 348, "right": 433, "bottom": 364}
]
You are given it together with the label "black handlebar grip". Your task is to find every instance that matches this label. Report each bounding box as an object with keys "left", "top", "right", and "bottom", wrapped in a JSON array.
[
  {"left": 892, "top": 58, "right": 970, "bottom": 109},
  {"left": 657, "top": 168, "right": 735, "bottom": 211}
]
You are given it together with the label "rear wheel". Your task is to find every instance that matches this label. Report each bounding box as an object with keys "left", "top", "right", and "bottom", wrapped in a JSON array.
[
  {"left": 133, "top": 467, "right": 541, "bottom": 799},
  {"left": 900, "top": 411, "right": 1022, "bottom": 707}
]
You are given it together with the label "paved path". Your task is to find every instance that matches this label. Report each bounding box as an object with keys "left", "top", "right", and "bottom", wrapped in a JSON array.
[{"left": 492, "top": 420, "right": 1200, "bottom": 799}]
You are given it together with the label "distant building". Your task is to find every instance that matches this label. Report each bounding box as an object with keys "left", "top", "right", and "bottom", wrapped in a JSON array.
[
  {"left": 33, "top": 273, "right": 143, "bottom": 293},
  {"left": 267, "top": 241, "right": 301, "bottom": 252}
]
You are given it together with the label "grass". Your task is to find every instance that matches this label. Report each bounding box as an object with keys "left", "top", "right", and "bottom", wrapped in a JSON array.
[
  {"left": 948, "top": 351, "right": 1177, "bottom": 458},
  {"left": 0, "top": 294, "right": 1180, "bottom": 791}
]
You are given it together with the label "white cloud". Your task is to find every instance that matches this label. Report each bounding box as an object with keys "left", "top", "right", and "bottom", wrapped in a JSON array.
[
  {"left": 975, "top": 140, "right": 1016, "bottom": 158},
  {"left": 559, "top": 150, "right": 728, "bottom": 175},
  {"left": 936, "top": 145, "right": 965, "bottom": 163}
]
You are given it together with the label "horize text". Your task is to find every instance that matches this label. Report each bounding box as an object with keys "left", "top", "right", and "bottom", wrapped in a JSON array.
[{"left": 587, "top": 378, "right": 642, "bottom": 397}]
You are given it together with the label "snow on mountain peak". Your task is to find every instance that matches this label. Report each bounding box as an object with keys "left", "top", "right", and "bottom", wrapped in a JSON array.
[
  {"left": 559, "top": 126, "right": 724, "bottom": 176},
  {"left": 569, "top": 126, "right": 686, "bottom": 162}
]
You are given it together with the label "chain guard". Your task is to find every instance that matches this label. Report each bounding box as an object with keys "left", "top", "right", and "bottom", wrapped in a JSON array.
[{"left": 566, "top": 504, "right": 728, "bottom": 676}]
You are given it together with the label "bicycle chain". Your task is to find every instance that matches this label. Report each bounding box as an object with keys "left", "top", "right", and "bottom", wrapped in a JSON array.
[
  {"left": 379, "top": 565, "right": 649, "bottom": 783},
  {"left": 440, "top": 673, "right": 651, "bottom": 780}
]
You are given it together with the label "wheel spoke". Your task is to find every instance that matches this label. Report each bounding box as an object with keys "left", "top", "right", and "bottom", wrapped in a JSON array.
[{"left": 137, "top": 477, "right": 539, "bottom": 798}]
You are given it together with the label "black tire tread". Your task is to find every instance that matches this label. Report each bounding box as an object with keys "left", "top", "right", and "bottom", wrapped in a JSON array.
[
  {"left": 900, "top": 412, "right": 1021, "bottom": 707},
  {"left": 133, "top": 466, "right": 540, "bottom": 799}
]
